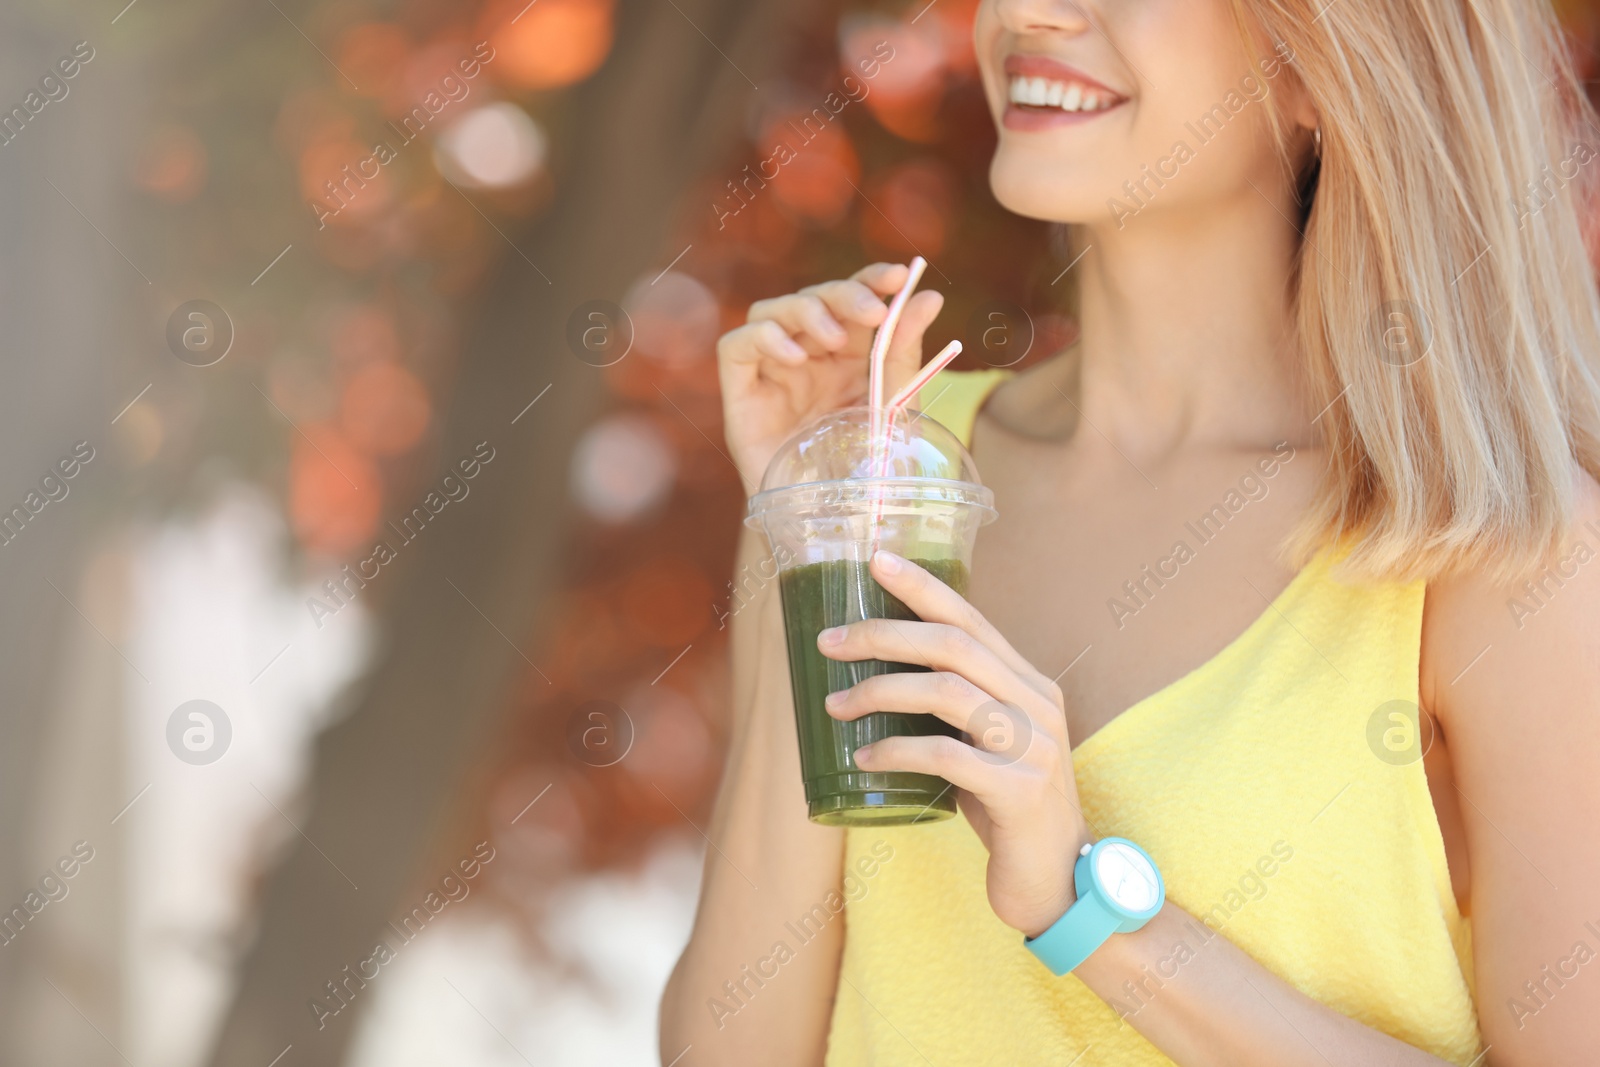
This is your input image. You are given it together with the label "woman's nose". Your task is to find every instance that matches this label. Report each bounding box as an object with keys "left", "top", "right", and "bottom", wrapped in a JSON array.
[{"left": 991, "top": 0, "right": 1095, "bottom": 37}]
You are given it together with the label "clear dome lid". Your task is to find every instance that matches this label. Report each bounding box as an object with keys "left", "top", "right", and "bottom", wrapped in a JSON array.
[{"left": 745, "top": 405, "right": 996, "bottom": 525}]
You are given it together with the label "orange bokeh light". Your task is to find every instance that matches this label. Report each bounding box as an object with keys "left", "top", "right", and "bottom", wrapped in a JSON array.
[
  {"left": 762, "top": 121, "right": 860, "bottom": 225},
  {"left": 548, "top": 588, "right": 625, "bottom": 686},
  {"left": 864, "top": 93, "right": 946, "bottom": 144},
  {"left": 846, "top": 18, "right": 949, "bottom": 143},
  {"left": 619, "top": 557, "right": 713, "bottom": 648},
  {"left": 340, "top": 361, "right": 432, "bottom": 456},
  {"left": 299, "top": 138, "right": 392, "bottom": 221},
  {"left": 329, "top": 304, "right": 401, "bottom": 369},
  {"left": 860, "top": 158, "right": 955, "bottom": 256},
  {"left": 289, "top": 425, "right": 381, "bottom": 556},
  {"left": 338, "top": 23, "right": 411, "bottom": 100},
  {"left": 133, "top": 125, "right": 208, "bottom": 203},
  {"left": 487, "top": 0, "right": 615, "bottom": 90},
  {"left": 711, "top": 180, "right": 800, "bottom": 258},
  {"left": 928, "top": 0, "right": 980, "bottom": 75}
]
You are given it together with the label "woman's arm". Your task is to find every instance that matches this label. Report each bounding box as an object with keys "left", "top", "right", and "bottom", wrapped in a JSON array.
[
  {"left": 1069, "top": 903, "right": 1460, "bottom": 1065},
  {"left": 661, "top": 261, "right": 946, "bottom": 1064},
  {"left": 1415, "top": 470, "right": 1600, "bottom": 1066},
  {"left": 658, "top": 524, "right": 848, "bottom": 1066}
]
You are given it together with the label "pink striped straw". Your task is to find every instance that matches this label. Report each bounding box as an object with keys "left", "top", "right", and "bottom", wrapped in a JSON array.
[
  {"left": 868, "top": 339, "right": 963, "bottom": 553},
  {"left": 866, "top": 256, "right": 928, "bottom": 451},
  {"left": 884, "top": 339, "right": 962, "bottom": 416}
]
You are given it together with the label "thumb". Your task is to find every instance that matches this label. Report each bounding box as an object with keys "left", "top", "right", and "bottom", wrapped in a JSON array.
[{"left": 880, "top": 289, "right": 945, "bottom": 402}]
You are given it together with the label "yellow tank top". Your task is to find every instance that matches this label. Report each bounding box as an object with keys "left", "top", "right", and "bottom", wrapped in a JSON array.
[{"left": 826, "top": 368, "right": 1484, "bottom": 1066}]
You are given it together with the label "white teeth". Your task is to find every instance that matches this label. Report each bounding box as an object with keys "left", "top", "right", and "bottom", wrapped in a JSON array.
[{"left": 1007, "top": 75, "right": 1117, "bottom": 112}]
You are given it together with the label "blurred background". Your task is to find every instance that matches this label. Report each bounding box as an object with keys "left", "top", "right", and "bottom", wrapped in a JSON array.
[{"left": 0, "top": 1, "right": 1596, "bottom": 1065}]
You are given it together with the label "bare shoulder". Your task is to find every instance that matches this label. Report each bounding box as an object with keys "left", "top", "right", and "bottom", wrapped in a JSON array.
[{"left": 1421, "top": 465, "right": 1600, "bottom": 729}]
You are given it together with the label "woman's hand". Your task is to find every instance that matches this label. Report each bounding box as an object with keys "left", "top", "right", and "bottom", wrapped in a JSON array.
[
  {"left": 717, "top": 263, "right": 945, "bottom": 497},
  {"left": 818, "top": 550, "right": 1094, "bottom": 939}
]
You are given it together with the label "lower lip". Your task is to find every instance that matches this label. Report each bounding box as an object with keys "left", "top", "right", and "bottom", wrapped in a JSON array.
[{"left": 1002, "top": 102, "right": 1123, "bottom": 131}]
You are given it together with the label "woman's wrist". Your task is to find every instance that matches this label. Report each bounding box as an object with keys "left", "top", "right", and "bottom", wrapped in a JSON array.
[{"left": 1019, "top": 818, "right": 1097, "bottom": 939}]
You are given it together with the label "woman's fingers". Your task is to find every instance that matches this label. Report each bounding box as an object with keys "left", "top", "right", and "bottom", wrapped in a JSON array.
[
  {"left": 825, "top": 672, "right": 1040, "bottom": 764},
  {"left": 867, "top": 552, "right": 1062, "bottom": 705},
  {"left": 852, "top": 732, "right": 1009, "bottom": 791},
  {"left": 852, "top": 732, "right": 1064, "bottom": 809},
  {"left": 747, "top": 292, "right": 851, "bottom": 353},
  {"left": 817, "top": 616, "right": 1052, "bottom": 728},
  {"left": 748, "top": 273, "right": 911, "bottom": 355},
  {"left": 797, "top": 278, "right": 891, "bottom": 334},
  {"left": 724, "top": 263, "right": 940, "bottom": 396},
  {"left": 850, "top": 260, "right": 913, "bottom": 295},
  {"left": 722, "top": 319, "right": 806, "bottom": 365},
  {"left": 825, "top": 669, "right": 986, "bottom": 724},
  {"left": 716, "top": 320, "right": 807, "bottom": 397}
]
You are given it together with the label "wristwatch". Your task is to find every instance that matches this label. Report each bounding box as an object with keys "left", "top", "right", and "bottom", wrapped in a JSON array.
[{"left": 1023, "top": 837, "right": 1165, "bottom": 976}]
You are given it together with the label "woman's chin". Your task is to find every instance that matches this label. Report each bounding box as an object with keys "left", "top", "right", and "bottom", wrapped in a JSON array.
[{"left": 987, "top": 167, "right": 1101, "bottom": 226}]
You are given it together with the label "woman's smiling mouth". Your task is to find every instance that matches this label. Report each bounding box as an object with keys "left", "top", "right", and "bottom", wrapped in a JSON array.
[{"left": 1002, "top": 53, "right": 1127, "bottom": 130}]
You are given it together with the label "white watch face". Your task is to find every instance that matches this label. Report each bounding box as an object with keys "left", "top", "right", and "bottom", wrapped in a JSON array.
[{"left": 1094, "top": 842, "right": 1160, "bottom": 912}]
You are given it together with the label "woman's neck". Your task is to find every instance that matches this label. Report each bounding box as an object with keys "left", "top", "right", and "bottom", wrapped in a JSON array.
[{"left": 1065, "top": 186, "right": 1318, "bottom": 462}]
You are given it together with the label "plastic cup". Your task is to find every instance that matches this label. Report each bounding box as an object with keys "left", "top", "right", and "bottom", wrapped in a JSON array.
[{"left": 746, "top": 405, "right": 997, "bottom": 826}]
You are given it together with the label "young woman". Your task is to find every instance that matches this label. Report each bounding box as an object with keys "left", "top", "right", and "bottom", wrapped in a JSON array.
[{"left": 661, "top": 0, "right": 1600, "bottom": 1063}]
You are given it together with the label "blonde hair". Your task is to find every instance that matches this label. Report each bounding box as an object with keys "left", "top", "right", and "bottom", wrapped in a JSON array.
[{"left": 1241, "top": 0, "right": 1600, "bottom": 581}]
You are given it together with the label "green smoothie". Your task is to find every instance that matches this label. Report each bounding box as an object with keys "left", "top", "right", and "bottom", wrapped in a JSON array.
[{"left": 778, "top": 557, "right": 969, "bottom": 826}]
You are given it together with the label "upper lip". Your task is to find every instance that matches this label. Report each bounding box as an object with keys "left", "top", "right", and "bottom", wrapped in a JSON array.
[{"left": 1002, "top": 53, "right": 1126, "bottom": 102}]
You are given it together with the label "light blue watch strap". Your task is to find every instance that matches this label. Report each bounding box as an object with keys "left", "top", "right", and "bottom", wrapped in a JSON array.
[
  {"left": 1023, "top": 877, "right": 1121, "bottom": 976},
  {"left": 1023, "top": 837, "right": 1165, "bottom": 976}
]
